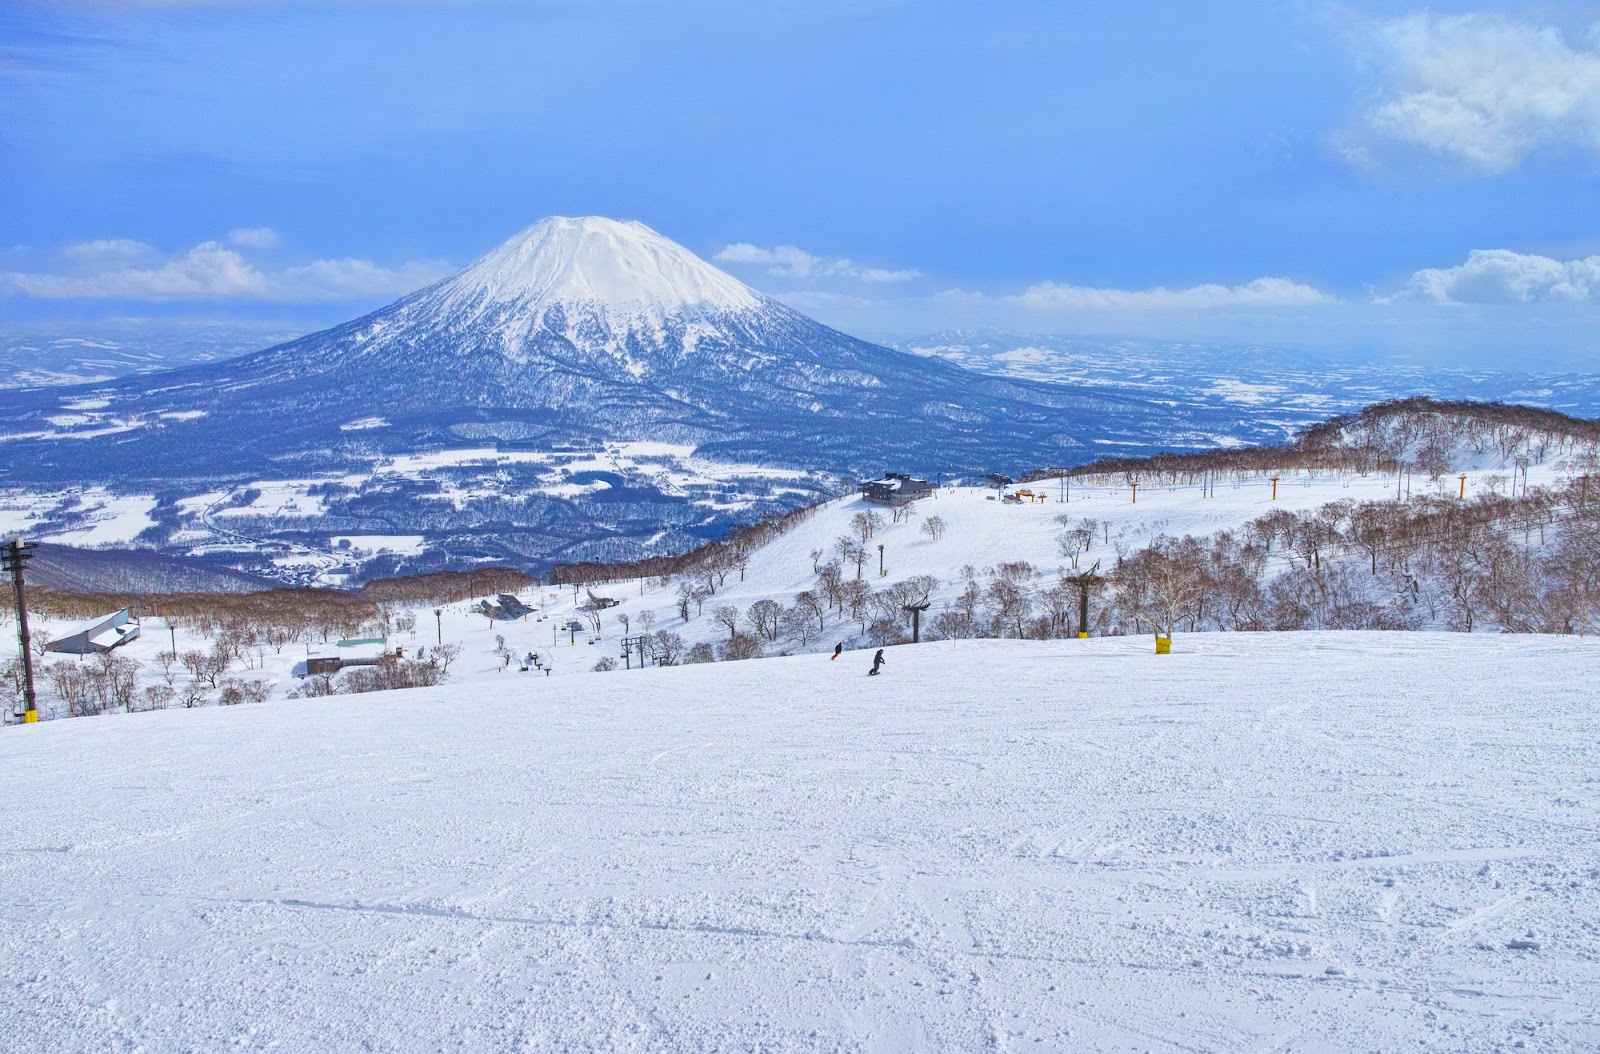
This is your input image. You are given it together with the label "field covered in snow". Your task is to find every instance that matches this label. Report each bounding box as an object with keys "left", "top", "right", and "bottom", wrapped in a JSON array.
[
  {"left": 0, "top": 440, "right": 828, "bottom": 585},
  {"left": 2, "top": 633, "right": 1596, "bottom": 1052}
]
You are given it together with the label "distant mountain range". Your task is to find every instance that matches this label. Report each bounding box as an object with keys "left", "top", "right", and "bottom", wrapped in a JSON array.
[
  {"left": 880, "top": 329, "right": 1600, "bottom": 436},
  {"left": 0, "top": 319, "right": 306, "bottom": 389}
]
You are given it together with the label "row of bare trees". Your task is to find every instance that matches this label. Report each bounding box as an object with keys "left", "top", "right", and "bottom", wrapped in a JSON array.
[
  {"left": 1095, "top": 477, "right": 1600, "bottom": 638},
  {"left": 360, "top": 566, "right": 533, "bottom": 605},
  {"left": 548, "top": 502, "right": 824, "bottom": 592},
  {"left": 1028, "top": 398, "right": 1600, "bottom": 490}
]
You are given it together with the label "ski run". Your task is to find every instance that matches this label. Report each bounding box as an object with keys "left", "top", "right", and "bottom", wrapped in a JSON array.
[{"left": 3, "top": 632, "right": 1597, "bottom": 1052}]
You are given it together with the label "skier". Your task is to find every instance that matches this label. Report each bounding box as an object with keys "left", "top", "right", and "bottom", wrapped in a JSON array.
[
  {"left": 868, "top": 649, "right": 885, "bottom": 676},
  {"left": 830, "top": 642, "right": 842, "bottom": 660}
]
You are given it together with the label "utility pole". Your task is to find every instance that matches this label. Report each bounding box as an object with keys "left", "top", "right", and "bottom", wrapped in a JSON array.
[
  {"left": 877, "top": 543, "right": 885, "bottom": 577},
  {"left": 434, "top": 608, "right": 442, "bottom": 645},
  {"left": 4, "top": 536, "right": 39, "bottom": 722}
]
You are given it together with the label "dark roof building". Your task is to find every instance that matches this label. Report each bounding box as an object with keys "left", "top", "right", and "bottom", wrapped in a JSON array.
[{"left": 861, "top": 472, "right": 936, "bottom": 505}]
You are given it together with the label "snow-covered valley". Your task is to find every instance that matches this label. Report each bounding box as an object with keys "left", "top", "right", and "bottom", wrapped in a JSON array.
[
  {"left": 0, "top": 441, "right": 833, "bottom": 584},
  {"left": 3, "top": 633, "right": 1596, "bottom": 1052}
]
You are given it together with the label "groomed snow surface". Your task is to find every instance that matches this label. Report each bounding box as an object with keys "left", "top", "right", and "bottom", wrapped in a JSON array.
[{"left": 4, "top": 633, "right": 1596, "bottom": 1052}]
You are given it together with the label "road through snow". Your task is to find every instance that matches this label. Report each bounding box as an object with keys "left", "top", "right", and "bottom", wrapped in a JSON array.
[{"left": 2, "top": 633, "right": 1597, "bottom": 1052}]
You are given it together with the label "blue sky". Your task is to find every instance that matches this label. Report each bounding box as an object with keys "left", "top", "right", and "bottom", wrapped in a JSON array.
[{"left": 2, "top": 0, "right": 1598, "bottom": 367}]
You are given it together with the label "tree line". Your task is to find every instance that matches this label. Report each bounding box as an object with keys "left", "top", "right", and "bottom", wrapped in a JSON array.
[{"left": 1028, "top": 398, "right": 1600, "bottom": 488}]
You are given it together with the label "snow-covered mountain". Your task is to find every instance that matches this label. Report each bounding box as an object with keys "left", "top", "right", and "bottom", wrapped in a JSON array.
[{"left": 0, "top": 218, "right": 1187, "bottom": 486}]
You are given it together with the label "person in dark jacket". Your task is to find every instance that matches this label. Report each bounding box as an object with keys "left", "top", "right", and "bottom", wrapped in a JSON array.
[
  {"left": 868, "top": 649, "right": 885, "bottom": 675},
  {"left": 830, "top": 642, "right": 843, "bottom": 660}
]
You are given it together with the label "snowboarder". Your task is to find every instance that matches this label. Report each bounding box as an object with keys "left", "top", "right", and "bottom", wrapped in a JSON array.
[
  {"left": 868, "top": 649, "right": 885, "bottom": 676},
  {"left": 830, "top": 642, "right": 843, "bottom": 660}
]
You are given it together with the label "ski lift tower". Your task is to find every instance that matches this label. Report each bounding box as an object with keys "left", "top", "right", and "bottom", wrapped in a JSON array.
[
  {"left": 983, "top": 472, "right": 1013, "bottom": 497},
  {"left": 1066, "top": 561, "right": 1102, "bottom": 639},
  {"left": 620, "top": 634, "right": 655, "bottom": 670},
  {"left": 3, "top": 535, "right": 39, "bottom": 722}
]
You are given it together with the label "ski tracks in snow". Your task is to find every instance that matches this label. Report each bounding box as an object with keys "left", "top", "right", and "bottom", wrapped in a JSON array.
[{"left": 3, "top": 634, "right": 1598, "bottom": 1052}]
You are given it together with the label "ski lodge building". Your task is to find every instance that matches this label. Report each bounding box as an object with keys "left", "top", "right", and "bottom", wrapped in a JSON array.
[
  {"left": 861, "top": 472, "right": 936, "bottom": 506},
  {"left": 44, "top": 609, "right": 141, "bottom": 655},
  {"left": 304, "top": 637, "right": 389, "bottom": 676}
]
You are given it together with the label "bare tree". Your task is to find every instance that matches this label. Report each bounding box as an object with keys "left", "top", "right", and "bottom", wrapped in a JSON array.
[
  {"left": 138, "top": 684, "right": 175, "bottom": 712},
  {"left": 836, "top": 537, "right": 868, "bottom": 579},
  {"left": 793, "top": 589, "right": 827, "bottom": 631},
  {"left": 841, "top": 579, "right": 873, "bottom": 633},
  {"left": 985, "top": 577, "right": 1032, "bottom": 638},
  {"left": 816, "top": 561, "right": 845, "bottom": 610},
  {"left": 180, "top": 648, "right": 227, "bottom": 689},
  {"left": 93, "top": 652, "right": 139, "bottom": 712},
  {"left": 718, "top": 633, "right": 763, "bottom": 661},
  {"left": 920, "top": 515, "right": 947, "bottom": 542},
  {"left": 1113, "top": 536, "right": 1211, "bottom": 642},
  {"left": 746, "top": 599, "right": 783, "bottom": 642},
  {"left": 866, "top": 616, "right": 907, "bottom": 646},
  {"left": 780, "top": 604, "right": 821, "bottom": 645},
  {"left": 1038, "top": 581, "right": 1076, "bottom": 638},
  {"left": 850, "top": 510, "right": 885, "bottom": 542},
  {"left": 430, "top": 643, "right": 462, "bottom": 674},
  {"left": 154, "top": 650, "right": 179, "bottom": 685},
  {"left": 651, "top": 630, "right": 685, "bottom": 666},
  {"left": 711, "top": 604, "right": 742, "bottom": 640},
  {"left": 1054, "top": 516, "right": 1098, "bottom": 569},
  {"left": 218, "top": 678, "right": 271, "bottom": 705}
]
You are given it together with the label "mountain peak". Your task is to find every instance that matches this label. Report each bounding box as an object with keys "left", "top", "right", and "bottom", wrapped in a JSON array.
[{"left": 431, "top": 215, "right": 764, "bottom": 321}]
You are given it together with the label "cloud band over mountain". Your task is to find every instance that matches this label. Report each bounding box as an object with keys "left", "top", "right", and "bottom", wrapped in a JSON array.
[{"left": 0, "top": 236, "right": 449, "bottom": 303}]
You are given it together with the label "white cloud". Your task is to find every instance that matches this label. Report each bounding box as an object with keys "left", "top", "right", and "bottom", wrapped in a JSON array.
[
  {"left": 60, "top": 239, "right": 157, "bottom": 268},
  {"left": 275, "top": 256, "right": 453, "bottom": 300},
  {"left": 715, "top": 242, "right": 921, "bottom": 283},
  {"left": 1395, "top": 248, "right": 1600, "bottom": 303},
  {"left": 1008, "top": 276, "right": 1333, "bottom": 311},
  {"left": 1345, "top": 14, "right": 1600, "bottom": 171},
  {"left": 0, "top": 237, "right": 449, "bottom": 303},
  {"left": 228, "top": 226, "right": 282, "bottom": 249},
  {"left": 771, "top": 289, "right": 876, "bottom": 313}
]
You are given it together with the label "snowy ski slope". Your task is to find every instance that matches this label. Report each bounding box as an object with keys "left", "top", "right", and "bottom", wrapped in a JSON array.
[{"left": 2, "top": 633, "right": 1596, "bottom": 1052}]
